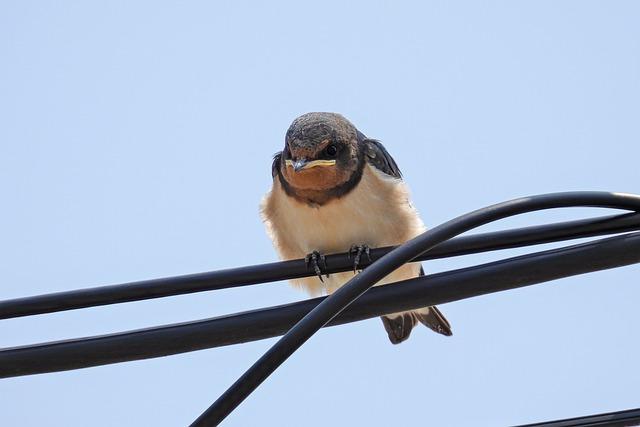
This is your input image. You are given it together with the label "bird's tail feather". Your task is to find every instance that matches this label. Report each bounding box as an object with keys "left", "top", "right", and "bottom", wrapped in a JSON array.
[
  {"left": 415, "top": 306, "right": 453, "bottom": 336},
  {"left": 380, "top": 306, "right": 452, "bottom": 345}
]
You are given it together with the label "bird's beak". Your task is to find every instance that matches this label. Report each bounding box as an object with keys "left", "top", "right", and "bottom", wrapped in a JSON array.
[
  {"left": 292, "top": 158, "right": 309, "bottom": 172},
  {"left": 285, "top": 158, "right": 337, "bottom": 172}
]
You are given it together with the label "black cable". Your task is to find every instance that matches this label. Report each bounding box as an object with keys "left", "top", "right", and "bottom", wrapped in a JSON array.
[
  {"left": 191, "top": 192, "right": 640, "bottom": 426},
  {"left": 1, "top": 211, "right": 639, "bottom": 320},
  {"left": 3, "top": 231, "right": 638, "bottom": 378},
  {"left": 514, "top": 407, "right": 640, "bottom": 426}
]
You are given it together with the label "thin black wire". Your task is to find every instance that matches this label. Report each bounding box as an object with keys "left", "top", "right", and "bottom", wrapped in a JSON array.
[
  {"left": 514, "top": 407, "right": 640, "bottom": 426},
  {"left": 192, "top": 192, "right": 640, "bottom": 426},
  {"left": 3, "top": 231, "right": 639, "bottom": 378},
  {"left": 1, "top": 212, "right": 639, "bottom": 320}
]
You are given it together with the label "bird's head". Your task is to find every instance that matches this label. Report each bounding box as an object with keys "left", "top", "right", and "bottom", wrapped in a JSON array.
[{"left": 279, "top": 112, "right": 364, "bottom": 193}]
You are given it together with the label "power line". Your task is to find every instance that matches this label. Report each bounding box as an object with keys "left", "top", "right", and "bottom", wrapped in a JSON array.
[
  {"left": 189, "top": 191, "right": 640, "bottom": 425},
  {"left": 1, "top": 212, "right": 639, "bottom": 320},
  {"left": 515, "top": 407, "right": 640, "bottom": 427},
  {"left": 2, "top": 191, "right": 639, "bottom": 426},
  {"left": 2, "top": 231, "right": 638, "bottom": 379}
]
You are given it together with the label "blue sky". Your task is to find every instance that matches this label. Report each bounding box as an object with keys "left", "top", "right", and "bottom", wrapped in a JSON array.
[{"left": 1, "top": 1, "right": 639, "bottom": 426}]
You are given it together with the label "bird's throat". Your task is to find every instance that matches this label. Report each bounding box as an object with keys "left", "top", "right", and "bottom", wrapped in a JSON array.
[{"left": 278, "top": 164, "right": 364, "bottom": 206}]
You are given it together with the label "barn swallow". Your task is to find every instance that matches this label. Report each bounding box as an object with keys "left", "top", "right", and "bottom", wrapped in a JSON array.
[{"left": 261, "top": 112, "right": 452, "bottom": 344}]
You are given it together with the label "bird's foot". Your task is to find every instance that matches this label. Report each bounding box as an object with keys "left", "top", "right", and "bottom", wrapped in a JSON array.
[
  {"left": 348, "top": 244, "right": 371, "bottom": 273},
  {"left": 305, "top": 250, "right": 329, "bottom": 282}
]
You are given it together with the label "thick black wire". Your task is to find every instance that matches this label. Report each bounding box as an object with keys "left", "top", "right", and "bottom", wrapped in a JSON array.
[
  {"left": 3, "top": 231, "right": 639, "bottom": 378},
  {"left": 192, "top": 192, "right": 640, "bottom": 426},
  {"left": 2, "top": 212, "right": 639, "bottom": 319}
]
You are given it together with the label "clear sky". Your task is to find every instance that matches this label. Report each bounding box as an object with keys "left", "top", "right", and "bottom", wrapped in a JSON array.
[{"left": 1, "top": 1, "right": 639, "bottom": 426}]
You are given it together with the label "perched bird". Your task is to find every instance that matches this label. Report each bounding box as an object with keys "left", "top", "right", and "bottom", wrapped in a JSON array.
[{"left": 261, "top": 112, "right": 452, "bottom": 344}]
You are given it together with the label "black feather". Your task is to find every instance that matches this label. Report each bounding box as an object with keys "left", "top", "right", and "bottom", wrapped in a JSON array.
[
  {"left": 380, "top": 313, "right": 418, "bottom": 344},
  {"left": 380, "top": 266, "right": 452, "bottom": 344},
  {"left": 271, "top": 152, "right": 282, "bottom": 178},
  {"left": 363, "top": 138, "right": 402, "bottom": 179},
  {"left": 416, "top": 266, "right": 453, "bottom": 336}
]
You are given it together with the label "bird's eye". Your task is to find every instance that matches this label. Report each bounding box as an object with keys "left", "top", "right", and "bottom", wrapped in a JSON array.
[
  {"left": 325, "top": 144, "right": 338, "bottom": 157},
  {"left": 283, "top": 145, "right": 291, "bottom": 158}
]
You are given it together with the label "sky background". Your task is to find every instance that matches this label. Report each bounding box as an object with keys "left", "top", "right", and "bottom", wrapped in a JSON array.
[{"left": 1, "top": 1, "right": 639, "bottom": 426}]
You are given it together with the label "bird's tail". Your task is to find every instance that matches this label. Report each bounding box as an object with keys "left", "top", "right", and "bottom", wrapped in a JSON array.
[{"left": 380, "top": 306, "right": 452, "bottom": 344}]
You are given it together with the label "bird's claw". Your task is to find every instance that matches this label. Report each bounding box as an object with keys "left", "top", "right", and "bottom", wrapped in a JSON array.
[
  {"left": 348, "top": 244, "right": 371, "bottom": 273},
  {"left": 305, "top": 250, "right": 329, "bottom": 282}
]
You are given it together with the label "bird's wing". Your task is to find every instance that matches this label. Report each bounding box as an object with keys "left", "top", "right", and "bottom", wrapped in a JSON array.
[
  {"left": 271, "top": 152, "right": 283, "bottom": 178},
  {"left": 363, "top": 138, "right": 402, "bottom": 179}
]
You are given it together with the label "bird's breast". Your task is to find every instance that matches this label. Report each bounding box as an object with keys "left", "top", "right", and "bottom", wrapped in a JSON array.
[{"left": 261, "top": 165, "right": 426, "bottom": 294}]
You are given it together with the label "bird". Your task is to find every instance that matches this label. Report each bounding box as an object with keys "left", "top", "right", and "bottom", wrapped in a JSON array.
[{"left": 260, "top": 112, "right": 452, "bottom": 344}]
